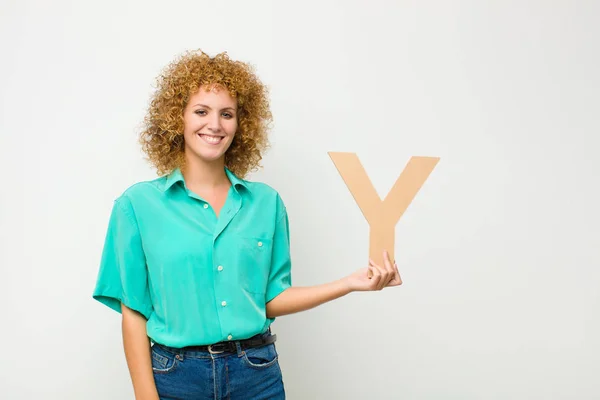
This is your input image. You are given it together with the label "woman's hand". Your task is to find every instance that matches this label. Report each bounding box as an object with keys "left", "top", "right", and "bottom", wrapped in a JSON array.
[
  {"left": 266, "top": 250, "right": 402, "bottom": 318},
  {"left": 343, "top": 250, "right": 402, "bottom": 292}
]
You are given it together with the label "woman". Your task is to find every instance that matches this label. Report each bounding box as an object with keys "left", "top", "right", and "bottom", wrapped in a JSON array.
[{"left": 92, "top": 49, "right": 401, "bottom": 400}]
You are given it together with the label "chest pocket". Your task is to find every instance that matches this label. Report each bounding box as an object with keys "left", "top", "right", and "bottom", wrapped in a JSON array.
[{"left": 231, "top": 235, "right": 273, "bottom": 294}]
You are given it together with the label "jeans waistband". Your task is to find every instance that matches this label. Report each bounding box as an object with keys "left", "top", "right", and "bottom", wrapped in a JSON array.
[{"left": 153, "top": 329, "right": 274, "bottom": 357}]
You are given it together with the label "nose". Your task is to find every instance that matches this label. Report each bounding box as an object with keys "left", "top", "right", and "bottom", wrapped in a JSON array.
[{"left": 207, "top": 113, "right": 221, "bottom": 133}]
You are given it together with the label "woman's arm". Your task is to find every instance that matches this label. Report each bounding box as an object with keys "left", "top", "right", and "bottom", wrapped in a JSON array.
[
  {"left": 121, "top": 303, "right": 159, "bottom": 400},
  {"left": 266, "top": 278, "right": 351, "bottom": 318},
  {"left": 266, "top": 251, "right": 401, "bottom": 318}
]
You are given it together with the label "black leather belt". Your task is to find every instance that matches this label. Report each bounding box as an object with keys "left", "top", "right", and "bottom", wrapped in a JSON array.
[{"left": 182, "top": 333, "right": 277, "bottom": 354}]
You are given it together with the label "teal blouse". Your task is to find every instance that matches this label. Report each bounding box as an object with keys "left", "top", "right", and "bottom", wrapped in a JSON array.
[{"left": 92, "top": 167, "right": 293, "bottom": 347}]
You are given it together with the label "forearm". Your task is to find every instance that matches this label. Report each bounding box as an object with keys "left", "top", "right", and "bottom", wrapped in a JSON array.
[
  {"left": 121, "top": 303, "right": 159, "bottom": 400},
  {"left": 266, "top": 279, "right": 352, "bottom": 318}
]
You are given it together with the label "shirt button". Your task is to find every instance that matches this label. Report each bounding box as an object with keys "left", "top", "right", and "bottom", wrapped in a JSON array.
[
  {"left": 227, "top": 334, "right": 233, "bottom": 340},
  {"left": 203, "top": 204, "right": 209, "bottom": 209},
  {"left": 217, "top": 265, "right": 223, "bottom": 271},
  {"left": 221, "top": 301, "right": 227, "bottom": 307},
  {"left": 257, "top": 241, "right": 263, "bottom": 247}
]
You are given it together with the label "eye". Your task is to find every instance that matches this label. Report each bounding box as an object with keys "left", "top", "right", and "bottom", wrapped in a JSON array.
[
  {"left": 222, "top": 112, "right": 234, "bottom": 119},
  {"left": 194, "top": 110, "right": 207, "bottom": 116}
]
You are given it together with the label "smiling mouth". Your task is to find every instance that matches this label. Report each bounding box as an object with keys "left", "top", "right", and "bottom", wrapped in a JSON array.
[{"left": 197, "top": 133, "right": 224, "bottom": 145}]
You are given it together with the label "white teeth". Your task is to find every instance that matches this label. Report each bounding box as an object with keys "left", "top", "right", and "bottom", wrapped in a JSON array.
[{"left": 198, "top": 134, "right": 223, "bottom": 144}]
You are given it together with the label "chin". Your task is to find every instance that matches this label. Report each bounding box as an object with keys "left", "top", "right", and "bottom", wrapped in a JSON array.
[{"left": 185, "top": 147, "right": 227, "bottom": 164}]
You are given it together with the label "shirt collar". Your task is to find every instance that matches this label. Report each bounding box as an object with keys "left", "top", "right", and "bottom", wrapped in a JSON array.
[{"left": 164, "top": 167, "right": 249, "bottom": 193}]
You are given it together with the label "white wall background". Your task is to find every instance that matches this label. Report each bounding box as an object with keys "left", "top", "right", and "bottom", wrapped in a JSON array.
[{"left": 1, "top": 1, "right": 599, "bottom": 399}]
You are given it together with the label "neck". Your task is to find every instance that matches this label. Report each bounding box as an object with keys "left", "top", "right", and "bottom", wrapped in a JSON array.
[{"left": 181, "top": 155, "right": 230, "bottom": 190}]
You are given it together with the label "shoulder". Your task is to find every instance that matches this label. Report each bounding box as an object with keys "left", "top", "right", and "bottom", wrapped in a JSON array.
[
  {"left": 244, "top": 180, "right": 278, "bottom": 196},
  {"left": 243, "top": 179, "right": 284, "bottom": 201},
  {"left": 112, "top": 175, "right": 167, "bottom": 208}
]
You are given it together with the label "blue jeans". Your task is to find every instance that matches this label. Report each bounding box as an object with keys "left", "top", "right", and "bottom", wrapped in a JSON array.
[{"left": 151, "top": 332, "right": 285, "bottom": 399}]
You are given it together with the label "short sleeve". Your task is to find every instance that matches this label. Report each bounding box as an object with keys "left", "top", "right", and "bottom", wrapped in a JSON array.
[
  {"left": 92, "top": 197, "right": 153, "bottom": 320},
  {"left": 266, "top": 196, "right": 293, "bottom": 303}
]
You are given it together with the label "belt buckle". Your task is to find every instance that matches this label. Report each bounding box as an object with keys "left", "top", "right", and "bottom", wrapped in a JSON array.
[{"left": 208, "top": 344, "right": 226, "bottom": 354}]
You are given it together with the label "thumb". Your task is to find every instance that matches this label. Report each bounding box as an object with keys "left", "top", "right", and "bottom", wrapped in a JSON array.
[{"left": 367, "top": 266, "right": 375, "bottom": 279}]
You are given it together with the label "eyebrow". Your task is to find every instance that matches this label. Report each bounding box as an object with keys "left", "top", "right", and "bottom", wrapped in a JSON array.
[{"left": 192, "top": 104, "right": 236, "bottom": 111}]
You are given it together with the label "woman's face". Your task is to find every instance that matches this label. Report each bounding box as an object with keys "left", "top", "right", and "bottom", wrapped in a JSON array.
[{"left": 182, "top": 85, "right": 238, "bottom": 166}]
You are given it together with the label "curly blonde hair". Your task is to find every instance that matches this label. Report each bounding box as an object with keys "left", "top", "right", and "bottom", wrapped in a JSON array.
[{"left": 139, "top": 50, "right": 272, "bottom": 178}]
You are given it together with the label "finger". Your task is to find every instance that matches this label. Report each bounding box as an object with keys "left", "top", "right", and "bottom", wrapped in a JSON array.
[
  {"left": 388, "top": 261, "right": 402, "bottom": 286},
  {"left": 395, "top": 262, "right": 402, "bottom": 284},
  {"left": 371, "top": 261, "right": 388, "bottom": 290},
  {"left": 368, "top": 259, "right": 376, "bottom": 279},
  {"left": 373, "top": 251, "right": 393, "bottom": 290},
  {"left": 371, "top": 258, "right": 392, "bottom": 290},
  {"left": 382, "top": 251, "right": 396, "bottom": 286},
  {"left": 368, "top": 259, "right": 380, "bottom": 279},
  {"left": 369, "top": 265, "right": 382, "bottom": 289}
]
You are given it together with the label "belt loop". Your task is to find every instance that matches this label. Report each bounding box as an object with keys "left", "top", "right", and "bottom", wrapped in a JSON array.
[{"left": 234, "top": 341, "right": 243, "bottom": 357}]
